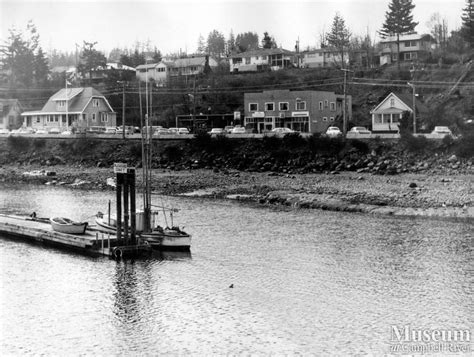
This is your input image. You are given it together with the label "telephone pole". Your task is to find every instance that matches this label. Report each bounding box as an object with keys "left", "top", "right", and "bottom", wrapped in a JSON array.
[
  {"left": 117, "top": 81, "right": 127, "bottom": 139},
  {"left": 341, "top": 68, "right": 353, "bottom": 138}
]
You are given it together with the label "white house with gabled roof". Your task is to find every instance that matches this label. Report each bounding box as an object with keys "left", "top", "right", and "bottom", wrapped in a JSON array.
[{"left": 21, "top": 87, "right": 116, "bottom": 132}]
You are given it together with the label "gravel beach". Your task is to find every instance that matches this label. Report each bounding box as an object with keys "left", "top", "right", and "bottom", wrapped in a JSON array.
[{"left": 1, "top": 164, "right": 473, "bottom": 222}]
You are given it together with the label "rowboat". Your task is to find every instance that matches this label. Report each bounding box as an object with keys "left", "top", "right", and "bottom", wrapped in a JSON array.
[{"left": 50, "top": 217, "right": 88, "bottom": 235}]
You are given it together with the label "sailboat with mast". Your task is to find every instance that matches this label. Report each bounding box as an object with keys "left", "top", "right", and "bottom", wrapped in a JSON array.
[{"left": 95, "top": 70, "right": 191, "bottom": 251}]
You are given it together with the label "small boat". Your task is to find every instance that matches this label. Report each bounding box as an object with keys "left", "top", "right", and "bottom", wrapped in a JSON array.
[
  {"left": 95, "top": 212, "right": 191, "bottom": 250},
  {"left": 50, "top": 217, "right": 88, "bottom": 235}
]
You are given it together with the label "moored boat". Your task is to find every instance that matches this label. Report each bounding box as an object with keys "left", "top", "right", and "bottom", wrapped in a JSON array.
[{"left": 50, "top": 217, "right": 88, "bottom": 235}]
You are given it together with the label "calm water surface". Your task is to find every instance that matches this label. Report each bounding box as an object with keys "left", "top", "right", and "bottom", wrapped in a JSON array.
[{"left": 0, "top": 184, "right": 472, "bottom": 355}]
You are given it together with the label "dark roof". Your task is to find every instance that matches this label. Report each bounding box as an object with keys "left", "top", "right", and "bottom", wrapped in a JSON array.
[
  {"left": 396, "top": 92, "right": 429, "bottom": 114},
  {"left": 229, "top": 48, "right": 294, "bottom": 58}
]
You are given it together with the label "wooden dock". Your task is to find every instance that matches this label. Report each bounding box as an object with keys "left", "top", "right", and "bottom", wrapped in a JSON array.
[{"left": 0, "top": 214, "right": 152, "bottom": 258}]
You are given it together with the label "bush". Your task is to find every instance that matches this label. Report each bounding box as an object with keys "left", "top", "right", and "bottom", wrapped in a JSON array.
[
  {"left": 400, "top": 132, "right": 431, "bottom": 152},
  {"left": 455, "top": 133, "right": 474, "bottom": 158},
  {"left": 307, "top": 134, "right": 344, "bottom": 155},
  {"left": 191, "top": 131, "right": 212, "bottom": 151},
  {"left": 33, "top": 138, "right": 46, "bottom": 149},
  {"left": 282, "top": 132, "right": 306, "bottom": 149},
  {"left": 349, "top": 139, "right": 369, "bottom": 153},
  {"left": 7, "top": 136, "right": 30, "bottom": 152}
]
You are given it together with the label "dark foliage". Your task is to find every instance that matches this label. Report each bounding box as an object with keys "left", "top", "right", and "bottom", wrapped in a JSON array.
[
  {"left": 7, "top": 136, "right": 30, "bottom": 151},
  {"left": 455, "top": 133, "right": 474, "bottom": 157}
]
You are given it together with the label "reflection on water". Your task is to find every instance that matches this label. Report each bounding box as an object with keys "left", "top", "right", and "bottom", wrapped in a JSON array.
[{"left": 0, "top": 184, "right": 472, "bottom": 355}]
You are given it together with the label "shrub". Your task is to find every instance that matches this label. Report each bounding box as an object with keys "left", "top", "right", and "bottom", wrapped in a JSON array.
[
  {"left": 307, "top": 134, "right": 344, "bottom": 155},
  {"left": 349, "top": 139, "right": 369, "bottom": 153},
  {"left": 455, "top": 133, "right": 474, "bottom": 158},
  {"left": 400, "top": 132, "right": 431, "bottom": 152},
  {"left": 282, "top": 132, "right": 306, "bottom": 149},
  {"left": 33, "top": 138, "right": 46, "bottom": 149},
  {"left": 7, "top": 136, "right": 30, "bottom": 152},
  {"left": 191, "top": 131, "right": 212, "bottom": 151}
]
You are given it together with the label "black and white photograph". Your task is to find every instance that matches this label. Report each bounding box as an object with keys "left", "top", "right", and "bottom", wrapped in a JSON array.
[{"left": 0, "top": 0, "right": 472, "bottom": 355}]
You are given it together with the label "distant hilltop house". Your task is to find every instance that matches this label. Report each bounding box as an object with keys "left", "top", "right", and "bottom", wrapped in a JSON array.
[
  {"left": 229, "top": 48, "right": 295, "bottom": 73},
  {"left": 370, "top": 92, "right": 428, "bottom": 133},
  {"left": 0, "top": 99, "right": 24, "bottom": 130},
  {"left": 301, "top": 48, "right": 350, "bottom": 68},
  {"left": 21, "top": 87, "right": 116, "bottom": 132},
  {"left": 244, "top": 89, "right": 351, "bottom": 134},
  {"left": 378, "top": 33, "right": 436, "bottom": 66},
  {"left": 136, "top": 56, "right": 218, "bottom": 85}
]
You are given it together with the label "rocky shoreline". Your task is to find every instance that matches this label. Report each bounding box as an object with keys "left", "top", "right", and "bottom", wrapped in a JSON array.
[{"left": 0, "top": 164, "right": 472, "bottom": 222}]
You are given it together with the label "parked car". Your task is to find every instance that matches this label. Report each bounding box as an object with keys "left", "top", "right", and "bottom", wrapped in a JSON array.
[
  {"left": 116, "top": 125, "right": 134, "bottom": 135},
  {"left": 178, "top": 128, "right": 190, "bottom": 135},
  {"left": 104, "top": 127, "right": 117, "bottom": 134},
  {"left": 224, "top": 126, "right": 234, "bottom": 133},
  {"left": 35, "top": 128, "right": 48, "bottom": 135},
  {"left": 14, "top": 127, "right": 35, "bottom": 135},
  {"left": 230, "top": 126, "right": 246, "bottom": 134},
  {"left": 349, "top": 126, "right": 371, "bottom": 135},
  {"left": 153, "top": 128, "right": 170, "bottom": 136},
  {"left": 61, "top": 130, "right": 73, "bottom": 135},
  {"left": 431, "top": 126, "right": 453, "bottom": 137},
  {"left": 48, "top": 127, "right": 61, "bottom": 134},
  {"left": 209, "top": 128, "right": 225, "bottom": 135},
  {"left": 0, "top": 128, "right": 10, "bottom": 135},
  {"left": 168, "top": 127, "right": 179, "bottom": 135},
  {"left": 326, "top": 126, "right": 342, "bottom": 137},
  {"left": 271, "top": 127, "right": 295, "bottom": 134}
]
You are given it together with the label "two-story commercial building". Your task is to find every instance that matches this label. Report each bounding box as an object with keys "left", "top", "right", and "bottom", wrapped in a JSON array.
[
  {"left": 229, "top": 48, "right": 295, "bottom": 73},
  {"left": 379, "top": 33, "right": 435, "bottom": 65},
  {"left": 244, "top": 89, "right": 351, "bottom": 133},
  {"left": 21, "top": 87, "right": 116, "bottom": 132}
]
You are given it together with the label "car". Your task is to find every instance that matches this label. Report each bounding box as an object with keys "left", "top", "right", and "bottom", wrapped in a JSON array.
[
  {"left": 0, "top": 128, "right": 10, "bottom": 135},
  {"left": 431, "top": 126, "right": 453, "bottom": 137},
  {"left": 14, "top": 127, "right": 35, "bottom": 135},
  {"left": 153, "top": 128, "right": 170, "bottom": 136},
  {"left": 349, "top": 126, "right": 371, "bottom": 135},
  {"left": 326, "top": 126, "right": 342, "bottom": 137},
  {"left": 209, "top": 128, "right": 225, "bottom": 135},
  {"left": 48, "top": 127, "right": 61, "bottom": 134},
  {"left": 271, "top": 127, "right": 295, "bottom": 134},
  {"left": 230, "top": 126, "right": 246, "bottom": 134},
  {"left": 224, "top": 126, "right": 234, "bottom": 133},
  {"left": 35, "top": 128, "right": 48, "bottom": 135},
  {"left": 177, "top": 128, "right": 190, "bottom": 135},
  {"left": 116, "top": 125, "right": 134, "bottom": 135},
  {"left": 61, "top": 130, "right": 73, "bottom": 135},
  {"left": 104, "top": 127, "right": 117, "bottom": 134},
  {"left": 168, "top": 127, "right": 179, "bottom": 135}
]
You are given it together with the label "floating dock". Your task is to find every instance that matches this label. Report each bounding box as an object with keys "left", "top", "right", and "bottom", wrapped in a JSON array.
[{"left": 0, "top": 214, "right": 152, "bottom": 258}]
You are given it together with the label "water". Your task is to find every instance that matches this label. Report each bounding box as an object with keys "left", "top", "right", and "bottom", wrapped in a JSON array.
[{"left": 0, "top": 184, "right": 472, "bottom": 355}]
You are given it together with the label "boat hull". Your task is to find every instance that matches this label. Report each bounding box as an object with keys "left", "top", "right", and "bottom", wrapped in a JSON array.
[
  {"left": 50, "top": 217, "right": 88, "bottom": 235},
  {"left": 94, "top": 217, "right": 191, "bottom": 250}
]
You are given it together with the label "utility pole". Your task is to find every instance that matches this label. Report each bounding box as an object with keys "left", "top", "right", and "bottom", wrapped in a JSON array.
[
  {"left": 117, "top": 81, "right": 126, "bottom": 139},
  {"left": 341, "top": 68, "right": 353, "bottom": 138},
  {"left": 407, "top": 82, "right": 416, "bottom": 134}
]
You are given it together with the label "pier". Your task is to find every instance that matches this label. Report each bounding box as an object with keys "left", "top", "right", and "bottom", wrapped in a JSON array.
[{"left": 0, "top": 213, "right": 152, "bottom": 258}]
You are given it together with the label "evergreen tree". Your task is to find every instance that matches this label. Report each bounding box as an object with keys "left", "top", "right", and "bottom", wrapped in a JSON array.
[
  {"left": 197, "top": 34, "right": 207, "bottom": 54},
  {"left": 77, "top": 41, "right": 107, "bottom": 84},
  {"left": 206, "top": 30, "right": 226, "bottom": 58},
  {"left": 226, "top": 30, "right": 236, "bottom": 55},
  {"left": 235, "top": 32, "right": 259, "bottom": 52},
  {"left": 460, "top": 0, "right": 474, "bottom": 47},
  {"left": 262, "top": 31, "right": 276, "bottom": 49},
  {"left": 379, "top": 0, "right": 418, "bottom": 69},
  {"left": 326, "top": 13, "right": 351, "bottom": 68},
  {"left": 34, "top": 47, "right": 50, "bottom": 86}
]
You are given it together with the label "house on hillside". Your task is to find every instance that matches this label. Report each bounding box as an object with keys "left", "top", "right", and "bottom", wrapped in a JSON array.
[
  {"left": 21, "top": 87, "right": 116, "bottom": 132},
  {"left": 244, "top": 89, "right": 351, "bottom": 133},
  {"left": 229, "top": 48, "right": 295, "bottom": 73},
  {"left": 0, "top": 99, "right": 23, "bottom": 130},
  {"left": 370, "top": 92, "right": 428, "bottom": 133},
  {"left": 378, "top": 33, "right": 435, "bottom": 66},
  {"left": 301, "top": 48, "right": 350, "bottom": 68},
  {"left": 136, "top": 56, "right": 218, "bottom": 84}
]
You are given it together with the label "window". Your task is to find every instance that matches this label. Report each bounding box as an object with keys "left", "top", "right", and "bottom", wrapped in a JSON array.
[
  {"left": 92, "top": 99, "right": 99, "bottom": 107},
  {"left": 265, "top": 102, "right": 274, "bottom": 111},
  {"left": 295, "top": 101, "right": 306, "bottom": 110},
  {"left": 249, "top": 103, "right": 258, "bottom": 111},
  {"left": 279, "top": 102, "right": 289, "bottom": 111},
  {"left": 404, "top": 52, "right": 418, "bottom": 60},
  {"left": 92, "top": 113, "right": 96, "bottom": 121},
  {"left": 319, "top": 101, "right": 323, "bottom": 110},
  {"left": 261, "top": 56, "right": 267, "bottom": 60},
  {"left": 390, "top": 98, "right": 395, "bottom": 107},
  {"left": 82, "top": 114, "right": 87, "bottom": 121},
  {"left": 330, "top": 117, "right": 334, "bottom": 121},
  {"left": 57, "top": 100, "right": 66, "bottom": 109},
  {"left": 404, "top": 40, "right": 417, "bottom": 47},
  {"left": 35, "top": 116, "right": 40, "bottom": 123},
  {"left": 323, "top": 117, "right": 328, "bottom": 121},
  {"left": 324, "top": 100, "right": 329, "bottom": 108},
  {"left": 101, "top": 113, "right": 108, "bottom": 123},
  {"left": 245, "top": 57, "right": 251, "bottom": 64},
  {"left": 330, "top": 102, "right": 336, "bottom": 111},
  {"left": 392, "top": 114, "right": 401, "bottom": 123}
]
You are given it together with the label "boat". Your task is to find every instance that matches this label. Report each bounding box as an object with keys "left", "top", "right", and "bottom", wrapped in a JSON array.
[
  {"left": 50, "top": 217, "right": 88, "bottom": 235},
  {"left": 95, "top": 210, "right": 191, "bottom": 250}
]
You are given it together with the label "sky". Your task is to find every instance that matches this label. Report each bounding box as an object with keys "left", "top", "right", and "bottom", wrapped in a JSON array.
[{"left": 0, "top": 0, "right": 467, "bottom": 57}]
